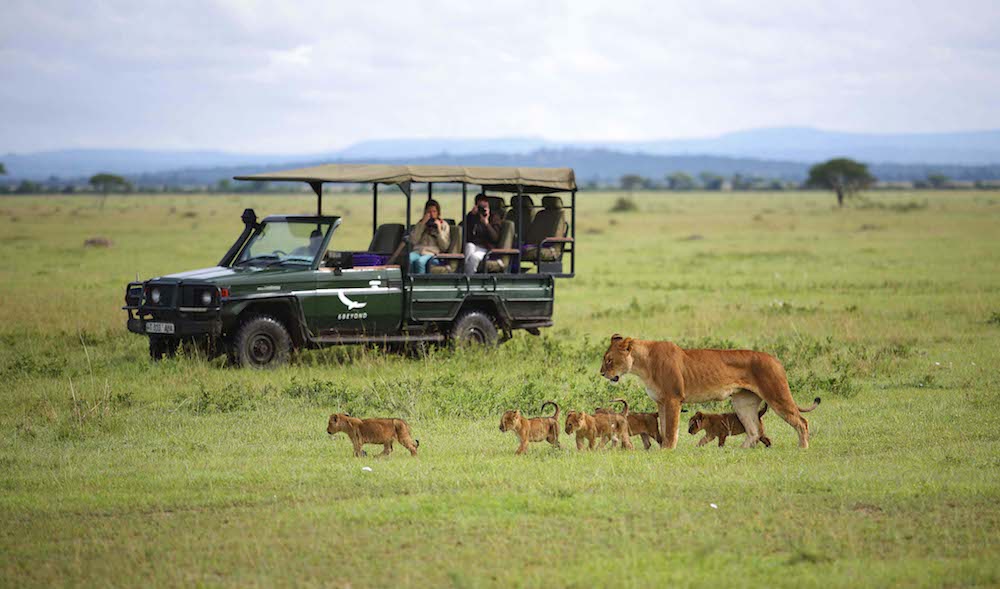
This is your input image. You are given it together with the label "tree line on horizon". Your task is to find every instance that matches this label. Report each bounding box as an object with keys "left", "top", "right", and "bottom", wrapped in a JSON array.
[{"left": 0, "top": 159, "right": 994, "bottom": 206}]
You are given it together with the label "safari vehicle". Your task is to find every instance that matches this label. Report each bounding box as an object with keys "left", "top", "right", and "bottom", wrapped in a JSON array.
[{"left": 123, "top": 164, "right": 578, "bottom": 367}]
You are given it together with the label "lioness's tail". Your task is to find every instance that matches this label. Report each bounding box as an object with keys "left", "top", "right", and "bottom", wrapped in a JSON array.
[
  {"left": 541, "top": 400, "right": 560, "bottom": 421},
  {"left": 799, "top": 397, "right": 821, "bottom": 413},
  {"left": 611, "top": 397, "right": 629, "bottom": 417},
  {"left": 757, "top": 403, "right": 769, "bottom": 419}
]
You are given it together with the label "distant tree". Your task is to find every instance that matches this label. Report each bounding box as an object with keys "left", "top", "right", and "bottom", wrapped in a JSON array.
[
  {"left": 666, "top": 172, "right": 695, "bottom": 191},
  {"left": 806, "top": 158, "right": 876, "bottom": 207},
  {"left": 89, "top": 173, "right": 132, "bottom": 209},
  {"left": 216, "top": 179, "right": 233, "bottom": 193},
  {"left": 926, "top": 173, "right": 949, "bottom": 189},
  {"left": 0, "top": 162, "right": 6, "bottom": 175},
  {"left": 730, "top": 173, "right": 752, "bottom": 191},
  {"left": 15, "top": 180, "right": 42, "bottom": 194},
  {"left": 619, "top": 174, "right": 644, "bottom": 193},
  {"left": 698, "top": 171, "right": 724, "bottom": 190},
  {"left": 89, "top": 173, "right": 131, "bottom": 195}
]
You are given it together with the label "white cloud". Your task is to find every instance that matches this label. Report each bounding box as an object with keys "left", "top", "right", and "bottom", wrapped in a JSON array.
[{"left": 1, "top": 0, "right": 998, "bottom": 152}]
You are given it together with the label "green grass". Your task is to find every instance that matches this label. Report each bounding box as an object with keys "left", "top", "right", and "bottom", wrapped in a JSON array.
[{"left": 2, "top": 190, "right": 999, "bottom": 587}]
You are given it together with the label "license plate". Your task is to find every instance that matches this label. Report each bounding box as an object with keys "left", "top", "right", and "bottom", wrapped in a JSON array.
[{"left": 146, "top": 322, "right": 175, "bottom": 334}]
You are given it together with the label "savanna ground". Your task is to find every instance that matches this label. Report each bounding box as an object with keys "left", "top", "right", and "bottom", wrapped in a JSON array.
[{"left": 1, "top": 189, "right": 999, "bottom": 588}]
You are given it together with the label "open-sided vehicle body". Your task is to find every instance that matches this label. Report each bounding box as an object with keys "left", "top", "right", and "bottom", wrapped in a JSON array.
[{"left": 123, "top": 164, "right": 577, "bottom": 367}]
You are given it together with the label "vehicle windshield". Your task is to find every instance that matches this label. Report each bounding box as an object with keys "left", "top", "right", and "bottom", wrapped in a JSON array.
[{"left": 235, "top": 220, "right": 335, "bottom": 267}]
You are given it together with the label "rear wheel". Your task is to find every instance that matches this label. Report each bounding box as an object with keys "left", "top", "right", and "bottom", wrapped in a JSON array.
[
  {"left": 450, "top": 311, "right": 499, "bottom": 347},
  {"left": 231, "top": 315, "right": 292, "bottom": 368}
]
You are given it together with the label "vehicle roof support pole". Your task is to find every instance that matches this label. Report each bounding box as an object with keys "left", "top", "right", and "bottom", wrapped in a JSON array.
[
  {"left": 309, "top": 181, "right": 323, "bottom": 216},
  {"left": 372, "top": 183, "right": 378, "bottom": 235},
  {"left": 571, "top": 189, "right": 576, "bottom": 275},
  {"left": 427, "top": 183, "right": 432, "bottom": 202},
  {"left": 406, "top": 187, "right": 411, "bottom": 231},
  {"left": 461, "top": 183, "right": 467, "bottom": 245},
  {"left": 516, "top": 183, "right": 523, "bottom": 261}
]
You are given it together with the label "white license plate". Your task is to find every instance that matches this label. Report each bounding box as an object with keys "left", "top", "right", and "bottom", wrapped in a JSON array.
[{"left": 146, "top": 322, "right": 175, "bottom": 334}]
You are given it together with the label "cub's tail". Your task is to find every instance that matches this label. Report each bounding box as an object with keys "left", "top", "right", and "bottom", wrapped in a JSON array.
[
  {"left": 799, "top": 397, "right": 822, "bottom": 413},
  {"left": 541, "top": 400, "right": 560, "bottom": 421},
  {"left": 611, "top": 397, "right": 629, "bottom": 417},
  {"left": 757, "top": 403, "right": 769, "bottom": 419}
]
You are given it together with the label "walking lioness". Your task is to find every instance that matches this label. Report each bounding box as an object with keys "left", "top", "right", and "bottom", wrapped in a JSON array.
[{"left": 600, "top": 334, "right": 820, "bottom": 449}]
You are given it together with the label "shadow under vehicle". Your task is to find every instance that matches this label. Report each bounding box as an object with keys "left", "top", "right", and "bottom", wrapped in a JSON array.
[{"left": 123, "top": 164, "right": 578, "bottom": 367}]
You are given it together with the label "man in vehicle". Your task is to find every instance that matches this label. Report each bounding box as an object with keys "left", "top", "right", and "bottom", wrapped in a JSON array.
[
  {"left": 464, "top": 193, "right": 502, "bottom": 274},
  {"left": 291, "top": 228, "right": 325, "bottom": 258}
]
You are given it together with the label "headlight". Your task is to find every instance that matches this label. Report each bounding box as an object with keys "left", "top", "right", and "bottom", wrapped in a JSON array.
[
  {"left": 151, "top": 288, "right": 161, "bottom": 304},
  {"left": 200, "top": 290, "right": 213, "bottom": 305}
]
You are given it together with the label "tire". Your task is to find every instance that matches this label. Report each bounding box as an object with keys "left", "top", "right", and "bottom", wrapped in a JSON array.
[
  {"left": 231, "top": 315, "right": 292, "bottom": 368},
  {"left": 149, "top": 336, "right": 179, "bottom": 361},
  {"left": 450, "top": 310, "right": 499, "bottom": 347}
]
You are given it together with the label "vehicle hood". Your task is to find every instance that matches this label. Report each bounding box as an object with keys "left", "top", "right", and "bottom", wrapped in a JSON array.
[{"left": 154, "top": 265, "right": 308, "bottom": 285}]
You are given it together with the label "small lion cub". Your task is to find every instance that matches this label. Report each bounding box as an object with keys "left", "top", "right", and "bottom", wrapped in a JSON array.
[
  {"left": 499, "top": 401, "right": 561, "bottom": 454},
  {"left": 327, "top": 413, "right": 419, "bottom": 457},
  {"left": 569, "top": 398, "right": 634, "bottom": 450},
  {"left": 687, "top": 405, "right": 771, "bottom": 448}
]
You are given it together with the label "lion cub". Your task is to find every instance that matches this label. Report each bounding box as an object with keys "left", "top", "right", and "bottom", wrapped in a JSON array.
[
  {"left": 570, "top": 398, "right": 634, "bottom": 450},
  {"left": 624, "top": 411, "right": 662, "bottom": 450},
  {"left": 687, "top": 404, "right": 772, "bottom": 448},
  {"left": 499, "top": 401, "right": 561, "bottom": 454},
  {"left": 327, "top": 413, "right": 419, "bottom": 457}
]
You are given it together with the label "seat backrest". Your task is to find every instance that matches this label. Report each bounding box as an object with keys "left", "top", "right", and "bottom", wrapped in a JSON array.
[
  {"left": 368, "top": 223, "right": 404, "bottom": 253},
  {"left": 524, "top": 196, "right": 568, "bottom": 252},
  {"left": 429, "top": 219, "right": 462, "bottom": 274},
  {"left": 486, "top": 196, "right": 507, "bottom": 220},
  {"left": 507, "top": 194, "right": 535, "bottom": 240},
  {"left": 486, "top": 220, "right": 516, "bottom": 273}
]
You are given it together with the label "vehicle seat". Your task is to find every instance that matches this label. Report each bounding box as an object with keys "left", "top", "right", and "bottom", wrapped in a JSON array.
[
  {"left": 368, "top": 223, "right": 404, "bottom": 253},
  {"left": 486, "top": 220, "right": 516, "bottom": 273},
  {"left": 429, "top": 219, "right": 462, "bottom": 274},
  {"left": 506, "top": 194, "right": 535, "bottom": 241},
  {"left": 521, "top": 196, "right": 568, "bottom": 263}
]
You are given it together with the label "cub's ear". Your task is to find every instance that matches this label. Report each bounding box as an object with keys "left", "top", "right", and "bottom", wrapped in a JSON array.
[
  {"left": 344, "top": 412, "right": 351, "bottom": 417},
  {"left": 694, "top": 412, "right": 704, "bottom": 419},
  {"left": 611, "top": 333, "right": 623, "bottom": 343},
  {"left": 623, "top": 337, "right": 634, "bottom": 352}
]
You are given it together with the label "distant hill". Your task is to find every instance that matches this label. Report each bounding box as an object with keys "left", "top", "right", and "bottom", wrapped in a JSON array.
[
  {"left": 3, "top": 127, "right": 1000, "bottom": 183},
  {"left": 126, "top": 148, "right": 1000, "bottom": 187}
]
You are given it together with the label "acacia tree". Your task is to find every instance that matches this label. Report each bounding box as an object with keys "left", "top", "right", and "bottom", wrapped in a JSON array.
[
  {"left": 89, "top": 173, "right": 132, "bottom": 209},
  {"left": 806, "top": 158, "right": 875, "bottom": 207},
  {"left": 0, "top": 163, "right": 6, "bottom": 175},
  {"left": 666, "top": 171, "right": 695, "bottom": 191},
  {"left": 619, "top": 174, "right": 644, "bottom": 193}
]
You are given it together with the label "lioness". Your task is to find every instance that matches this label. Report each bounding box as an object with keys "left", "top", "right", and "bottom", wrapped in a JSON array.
[
  {"left": 688, "top": 404, "right": 784, "bottom": 447},
  {"left": 326, "top": 413, "right": 419, "bottom": 457},
  {"left": 500, "top": 401, "right": 561, "bottom": 455},
  {"left": 600, "top": 334, "right": 820, "bottom": 449}
]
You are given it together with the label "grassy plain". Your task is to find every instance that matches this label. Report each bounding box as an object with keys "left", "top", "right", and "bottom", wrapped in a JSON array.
[{"left": 1, "top": 189, "right": 999, "bottom": 587}]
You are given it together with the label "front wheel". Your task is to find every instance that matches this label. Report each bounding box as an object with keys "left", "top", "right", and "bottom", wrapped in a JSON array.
[
  {"left": 149, "top": 335, "right": 179, "bottom": 361},
  {"left": 450, "top": 311, "right": 499, "bottom": 347},
  {"left": 231, "top": 315, "right": 292, "bottom": 368}
]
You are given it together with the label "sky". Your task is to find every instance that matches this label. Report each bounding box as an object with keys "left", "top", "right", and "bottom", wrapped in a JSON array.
[{"left": 2, "top": 0, "right": 999, "bottom": 154}]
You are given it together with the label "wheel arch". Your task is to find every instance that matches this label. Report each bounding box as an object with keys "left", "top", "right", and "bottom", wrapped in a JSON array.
[{"left": 226, "top": 297, "right": 308, "bottom": 348}]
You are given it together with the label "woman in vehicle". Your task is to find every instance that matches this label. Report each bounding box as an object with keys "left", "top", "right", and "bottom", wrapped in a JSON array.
[{"left": 408, "top": 199, "right": 450, "bottom": 274}]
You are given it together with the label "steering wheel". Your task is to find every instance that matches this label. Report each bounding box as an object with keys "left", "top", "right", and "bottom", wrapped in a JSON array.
[{"left": 271, "top": 250, "right": 287, "bottom": 257}]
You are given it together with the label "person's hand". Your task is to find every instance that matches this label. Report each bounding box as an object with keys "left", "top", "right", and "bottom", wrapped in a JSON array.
[
  {"left": 435, "top": 218, "right": 444, "bottom": 229},
  {"left": 421, "top": 212, "right": 431, "bottom": 223}
]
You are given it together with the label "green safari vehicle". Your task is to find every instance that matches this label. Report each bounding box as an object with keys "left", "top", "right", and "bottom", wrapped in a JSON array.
[{"left": 123, "top": 164, "right": 578, "bottom": 367}]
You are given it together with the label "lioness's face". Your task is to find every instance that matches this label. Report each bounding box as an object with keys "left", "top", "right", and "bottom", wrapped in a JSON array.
[
  {"left": 601, "top": 334, "right": 634, "bottom": 383},
  {"left": 499, "top": 410, "right": 520, "bottom": 432},
  {"left": 688, "top": 413, "right": 705, "bottom": 435},
  {"left": 565, "top": 411, "right": 582, "bottom": 434},
  {"left": 327, "top": 413, "right": 349, "bottom": 435}
]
